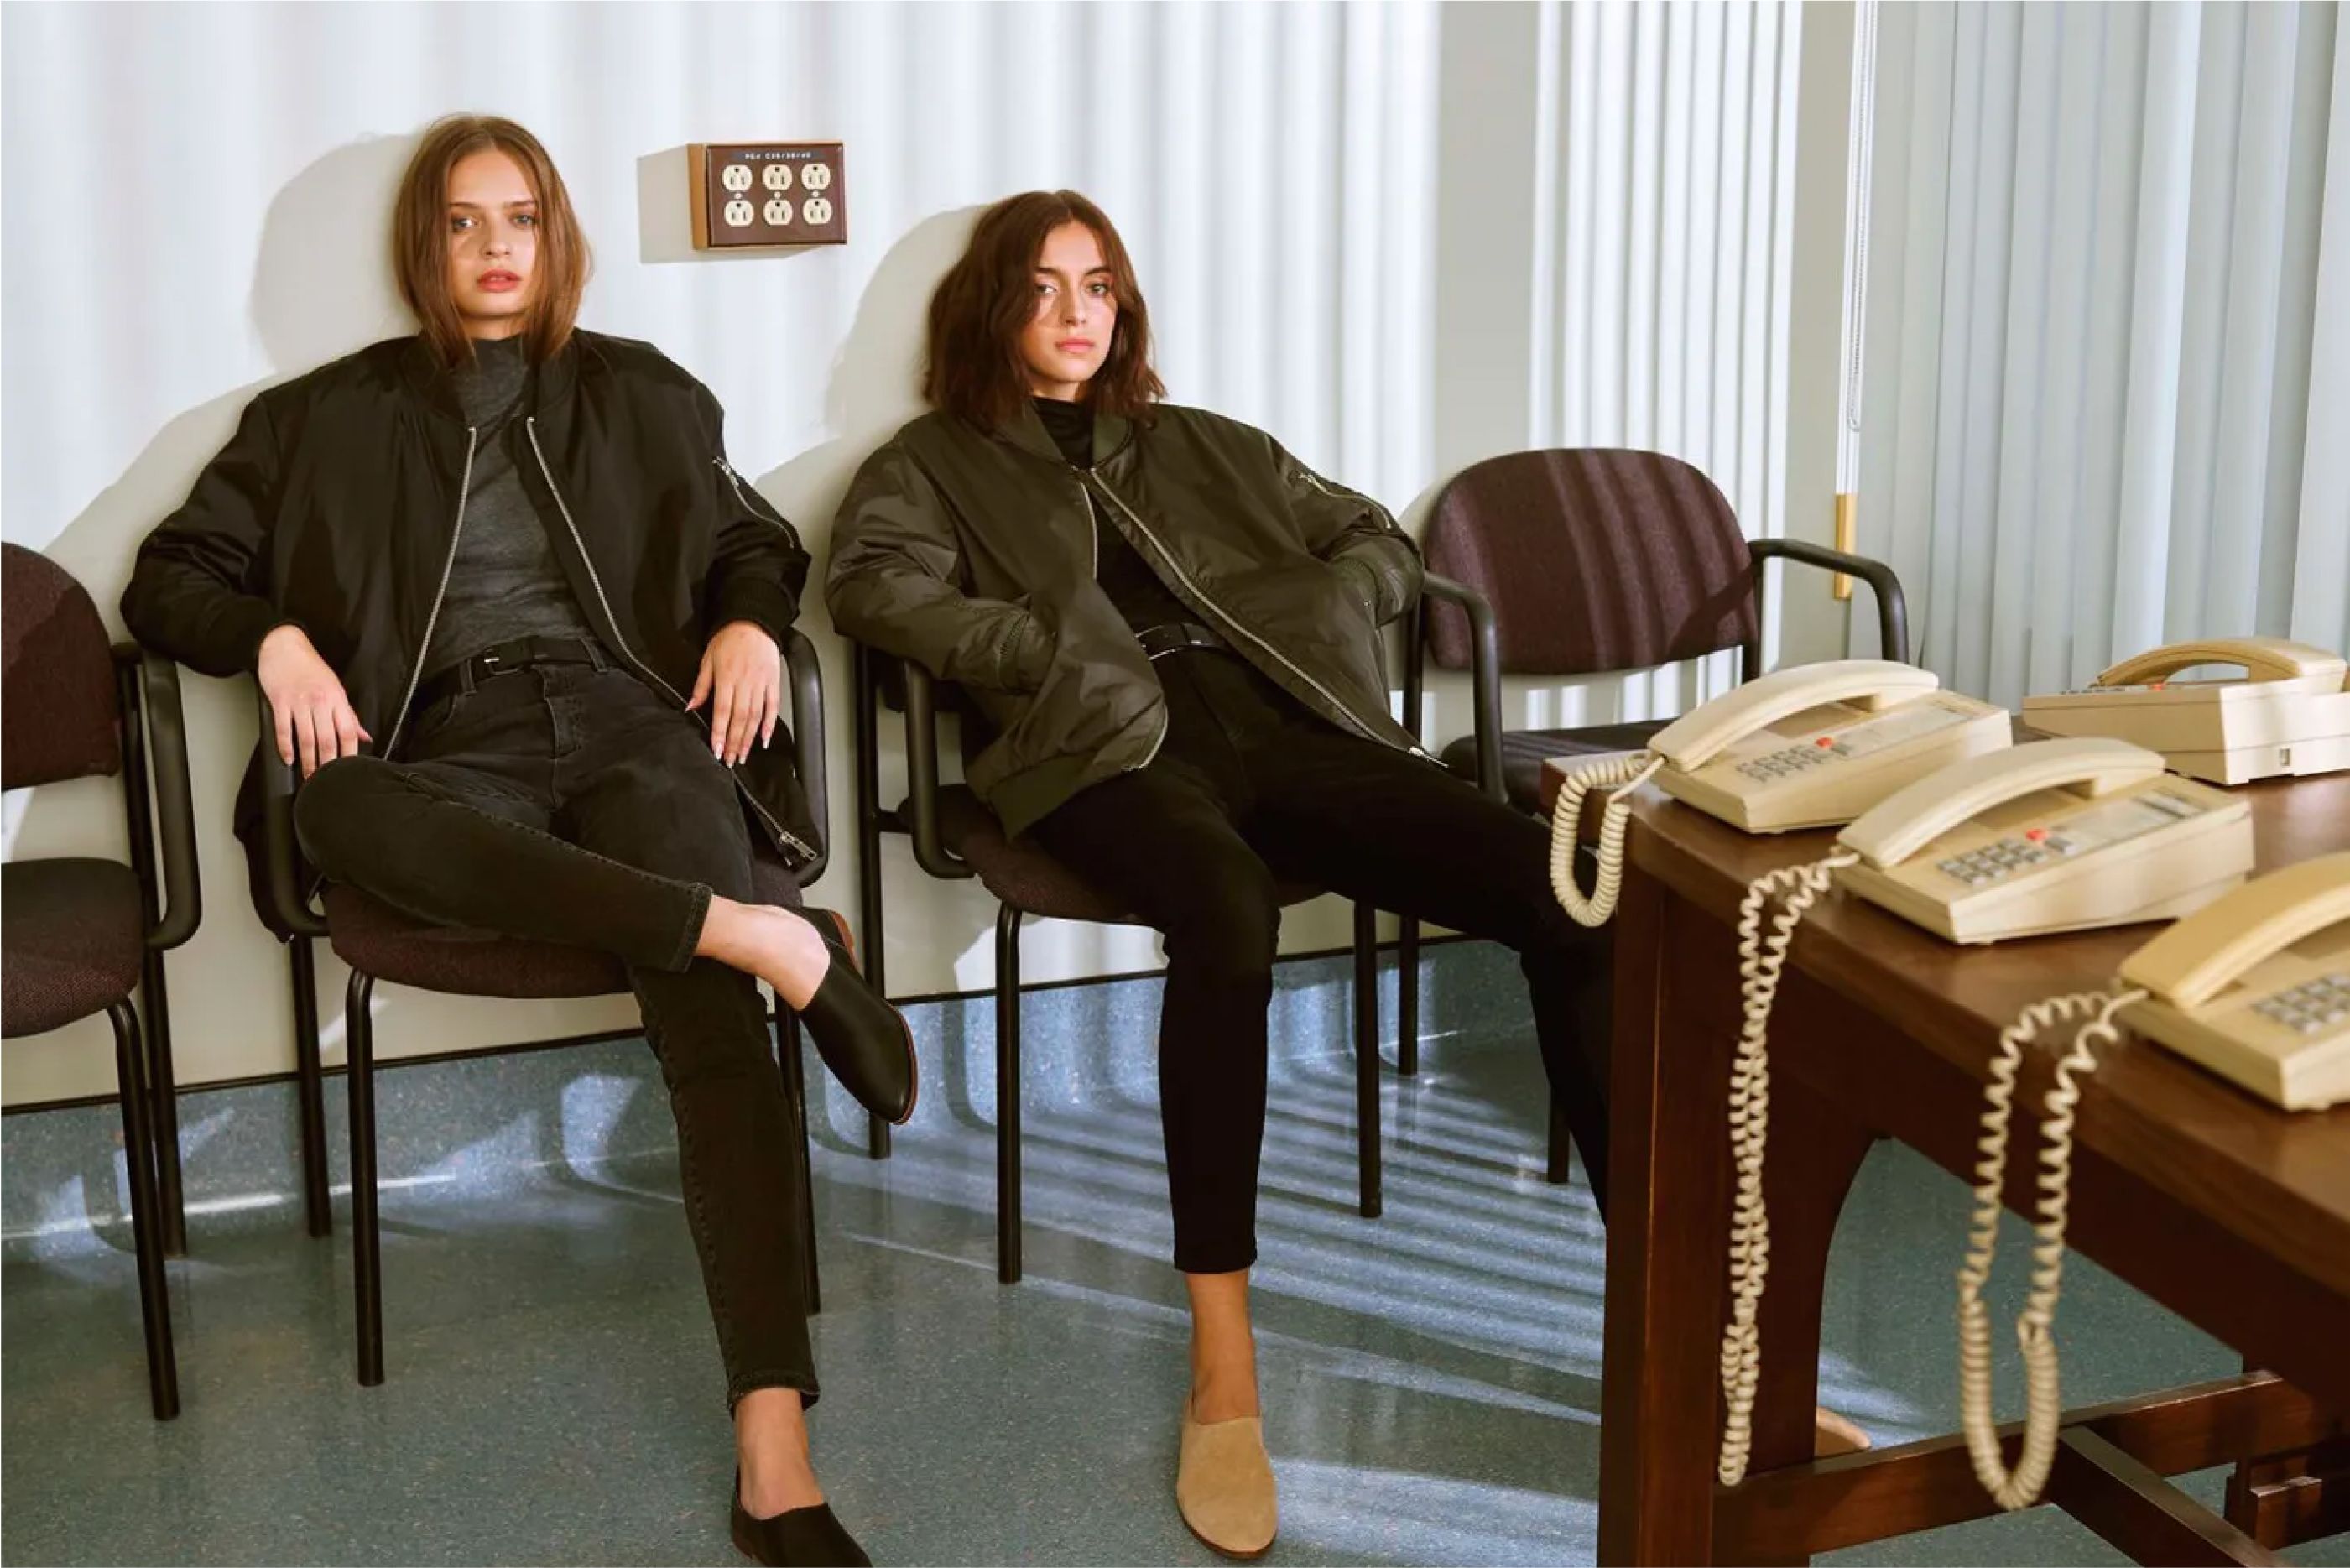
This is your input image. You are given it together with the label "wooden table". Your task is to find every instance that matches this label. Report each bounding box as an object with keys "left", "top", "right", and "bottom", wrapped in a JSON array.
[{"left": 1586, "top": 765, "right": 2350, "bottom": 1564}]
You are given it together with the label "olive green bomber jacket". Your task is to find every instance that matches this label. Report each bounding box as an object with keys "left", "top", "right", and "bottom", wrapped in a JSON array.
[{"left": 826, "top": 400, "right": 1429, "bottom": 836}]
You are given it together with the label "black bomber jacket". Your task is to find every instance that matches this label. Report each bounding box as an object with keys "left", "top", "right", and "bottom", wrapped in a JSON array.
[{"left": 122, "top": 330, "right": 819, "bottom": 918}]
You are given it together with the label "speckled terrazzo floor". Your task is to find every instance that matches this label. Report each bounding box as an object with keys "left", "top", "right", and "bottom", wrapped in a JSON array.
[{"left": 5, "top": 941, "right": 2345, "bottom": 1565}]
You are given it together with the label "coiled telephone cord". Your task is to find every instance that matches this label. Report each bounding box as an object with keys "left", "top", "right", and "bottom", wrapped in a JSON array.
[
  {"left": 1956, "top": 985, "right": 2148, "bottom": 1510},
  {"left": 1548, "top": 753, "right": 1666, "bottom": 927},
  {"left": 1716, "top": 850, "right": 1858, "bottom": 1486}
]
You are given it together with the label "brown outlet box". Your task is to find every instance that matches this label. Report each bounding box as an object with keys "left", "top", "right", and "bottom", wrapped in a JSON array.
[{"left": 688, "top": 143, "right": 846, "bottom": 249}]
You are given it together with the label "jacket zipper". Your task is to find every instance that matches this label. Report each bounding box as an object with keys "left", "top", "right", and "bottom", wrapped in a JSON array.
[
  {"left": 1073, "top": 478, "right": 1165, "bottom": 771},
  {"left": 1086, "top": 471, "right": 1430, "bottom": 760},
  {"left": 382, "top": 426, "right": 481, "bottom": 761},
  {"left": 716, "top": 455, "right": 798, "bottom": 537},
  {"left": 526, "top": 419, "right": 818, "bottom": 862}
]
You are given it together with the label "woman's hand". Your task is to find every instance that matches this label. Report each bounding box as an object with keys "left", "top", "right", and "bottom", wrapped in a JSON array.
[
  {"left": 690, "top": 620, "right": 782, "bottom": 766},
  {"left": 258, "top": 624, "right": 371, "bottom": 778}
]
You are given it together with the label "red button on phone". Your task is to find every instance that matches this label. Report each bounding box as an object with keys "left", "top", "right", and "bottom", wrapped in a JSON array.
[
  {"left": 1815, "top": 736, "right": 1834, "bottom": 748},
  {"left": 2025, "top": 828, "right": 2047, "bottom": 841}
]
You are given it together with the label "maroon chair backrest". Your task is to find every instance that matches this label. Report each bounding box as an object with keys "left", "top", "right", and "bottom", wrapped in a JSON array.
[
  {"left": 3, "top": 544, "right": 122, "bottom": 789},
  {"left": 1422, "top": 448, "right": 1759, "bottom": 677}
]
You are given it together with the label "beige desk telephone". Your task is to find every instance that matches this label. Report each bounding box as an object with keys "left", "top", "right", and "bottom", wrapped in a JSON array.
[
  {"left": 1954, "top": 852, "right": 2349, "bottom": 1513},
  {"left": 2021, "top": 636, "right": 2350, "bottom": 785},
  {"left": 1549, "top": 658, "right": 2010, "bottom": 927},
  {"left": 1708, "top": 737, "right": 2256, "bottom": 1488}
]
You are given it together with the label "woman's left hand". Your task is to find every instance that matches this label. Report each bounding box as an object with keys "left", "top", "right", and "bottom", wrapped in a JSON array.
[{"left": 689, "top": 621, "right": 782, "bottom": 766}]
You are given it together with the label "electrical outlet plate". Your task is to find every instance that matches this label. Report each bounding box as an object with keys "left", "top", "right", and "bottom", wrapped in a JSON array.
[{"left": 688, "top": 143, "right": 846, "bottom": 249}]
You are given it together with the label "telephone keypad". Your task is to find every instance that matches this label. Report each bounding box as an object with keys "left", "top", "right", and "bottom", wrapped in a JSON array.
[
  {"left": 2254, "top": 973, "right": 2350, "bottom": 1034},
  {"left": 1737, "top": 739, "right": 1852, "bottom": 781},
  {"left": 1937, "top": 834, "right": 2062, "bottom": 886}
]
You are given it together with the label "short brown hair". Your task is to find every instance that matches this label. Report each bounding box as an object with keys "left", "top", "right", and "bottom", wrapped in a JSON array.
[
  {"left": 392, "top": 115, "right": 591, "bottom": 367},
  {"left": 924, "top": 190, "right": 1165, "bottom": 430}
]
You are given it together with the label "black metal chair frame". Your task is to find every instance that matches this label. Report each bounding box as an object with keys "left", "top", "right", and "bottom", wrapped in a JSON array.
[
  {"left": 5, "top": 642, "right": 201, "bottom": 1419},
  {"left": 260, "top": 633, "right": 833, "bottom": 1385},
  {"left": 117, "top": 645, "right": 204, "bottom": 1261},
  {"left": 1401, "top": 534, "right": 1912, "bottom": 1182}
]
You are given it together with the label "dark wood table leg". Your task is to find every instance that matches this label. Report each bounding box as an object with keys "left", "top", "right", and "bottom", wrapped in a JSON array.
[
  {"left": 2228, "top": 1438, "right": 2350, "bottom": 1550},
  {"left": 1741, "top": 1042, "right": 1880, "bottom": 1565},
  {"left": 1600, "top": 875, "right": 1738, "bottom": 1565}
]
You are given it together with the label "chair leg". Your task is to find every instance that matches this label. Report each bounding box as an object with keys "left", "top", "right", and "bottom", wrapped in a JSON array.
[
  {"left": 290, "top": 938, "right": 332, "bottom": 1237},
  {"left": 1546, "top": 1094, "right": 1573, "bottom": 1185},
  {"left": 1395, "top": 916, "right": 1420, "bottom": 1077},
  {"left": 856, "top": 766, "right": 893, "bottom": 1167},
  {"left": 1353, "top": 902, "right": 1383, "bottom": 1220},
  {"left": 347, "top": 970, "right": 384, "bottom": 1387},
  {"left": 107, "top": 1000, "right": 180, "bottom": 1420},
  {"left": 778, "top": 1005, "right": 821, "bottom": 1316},
  {"left": 139, "top": 952, "right": 188, "bottom": 1256},
  {"left": 996, "top": 904, "right": 1024, "bottom": 1285}
]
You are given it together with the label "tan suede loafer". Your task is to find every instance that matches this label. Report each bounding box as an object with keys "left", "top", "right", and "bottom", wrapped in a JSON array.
[{"left": 1176, "top": 1399, "right": 1278, "bottom": 1559}]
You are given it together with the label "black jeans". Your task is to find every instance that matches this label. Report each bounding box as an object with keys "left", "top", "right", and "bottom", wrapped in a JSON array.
[
  {"left": 1027, "top": 649, "right": 1613, "bottom": 1274},
  {"left": 294, "top": 659, "right": 816, "bottom": 1409}
]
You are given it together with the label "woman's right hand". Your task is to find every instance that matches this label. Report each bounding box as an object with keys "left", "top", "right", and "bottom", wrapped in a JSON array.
[{"left": 258, "top": 624, "right": 371, "bottom": 776}]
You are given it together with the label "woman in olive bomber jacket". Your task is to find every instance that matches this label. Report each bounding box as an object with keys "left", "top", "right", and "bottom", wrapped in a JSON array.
[{"left": 827, "top": 190, "right": 1614, "bottom": 1560}]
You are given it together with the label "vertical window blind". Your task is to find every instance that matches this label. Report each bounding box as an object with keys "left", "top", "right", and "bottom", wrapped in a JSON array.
[{"left": 1858, "top": 0, "right": 2348, "bottom": 704}]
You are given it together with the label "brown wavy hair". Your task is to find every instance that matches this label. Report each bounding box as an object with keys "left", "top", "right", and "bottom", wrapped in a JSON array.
[
  {"left": 392, "top": 115, "right": 591, "bottom": 367},
  {"left": 924, "top": 190, "right": 1164, "bottom": 430}
]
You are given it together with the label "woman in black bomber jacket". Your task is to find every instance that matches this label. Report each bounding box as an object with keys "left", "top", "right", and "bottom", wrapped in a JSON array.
[
  {"left": 123, "top": 117, "right": 894, "bottom": 1568},
  {"left": 826, "top": 191, "right": 1617, "bottom": 1560}
]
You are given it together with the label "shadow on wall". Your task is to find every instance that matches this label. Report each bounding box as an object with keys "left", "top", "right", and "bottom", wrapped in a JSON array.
[
  {"left": 45, "top": 133, "right": 415, "bottom": 610},
  {"left": 745, "top": 208, "right": 1055, "bottom": 987},
  {"left": 8, "top": 134, "right": 423, "bottom": 1098}
]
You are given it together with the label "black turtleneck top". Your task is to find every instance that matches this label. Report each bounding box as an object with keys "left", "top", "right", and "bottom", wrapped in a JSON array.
[{"left": 1031, "top": 397, "right": 1199, "bottom": 638}]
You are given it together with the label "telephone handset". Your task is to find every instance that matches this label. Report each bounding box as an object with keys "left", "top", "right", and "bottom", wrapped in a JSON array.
[
  {"left": 1955, "top": 852, "right": 2349, "bottom": 1513},
  {"left": 2117, "top": 852, "right": 2350, "bottom": 1110},
  {"left": 2021, "top": 636, "right": 2350, "bottom": 784},
  {"left": 1707, "top": 737, "right": 2255, "bottom": 1488},
  {"left": 1549, "top": 659, "right": 2010, "bottom": 928}
]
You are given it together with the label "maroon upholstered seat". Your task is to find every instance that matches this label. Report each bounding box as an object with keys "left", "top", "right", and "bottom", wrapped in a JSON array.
[
  {"left": 322, "top": 853, "right": 805, "bottom": 998},
  {"left": 1436, "top": 720, "right": 1673, "bottom": 810},
  {"left": 929, "top": 784, "right": 1326, "bottom": 923},
  {"left": 2, "top": 544, "right": 191, "bottom": 1420},
  {"left": 1, "top": 858, "right": 145, "bottom": 1037},
  {"left": 1421, "top": 448, "right": 1758, "bottom": 680}
]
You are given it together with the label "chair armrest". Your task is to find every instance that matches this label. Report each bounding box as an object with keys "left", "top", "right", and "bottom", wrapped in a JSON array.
[
  {"left": 781, "top": 629, "right": 829, "bottom": 885},
  {"left": 1748, "top": 538, "right": 1911, "bottom": 665},
  {"left": 895, "top": 661, "right": 973, "bottom": 882},
  {"left": 255, "top": 688, "right": 330, "bottom": 939},
  {"left": 1417, "top": 574, "right": 1505, "bottom": 803},
  {"left": 115, "top": 649, "right": 204, "bottom": 951}
]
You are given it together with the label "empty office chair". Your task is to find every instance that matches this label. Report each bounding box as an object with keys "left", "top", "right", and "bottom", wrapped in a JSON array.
[
  {"left": 2, "top": 543, "right": 201, "bottom": 1418},
  {"left": 1398, "top": 449, "right": 1909, "bottom": 1175},
  {"left": 255, "top": 632, "right": 837, "bottom": 1385}
]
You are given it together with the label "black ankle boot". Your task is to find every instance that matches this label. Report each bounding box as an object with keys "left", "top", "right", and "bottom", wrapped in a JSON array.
[
  {"left": 731, "top": 1472, "right": 873, "bottom": 1567},
  {"left": 795, "top": 910, "right": 917, "bottom": 1125}
]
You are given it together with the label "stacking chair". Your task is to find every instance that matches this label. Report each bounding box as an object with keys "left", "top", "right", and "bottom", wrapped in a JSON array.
[
  {"left": 257, "top": 633, "right": 836, "bottom": 1385},
  {"left": 847, "top": 582, "right": 1496, "bottom": 1284},
  {"left": 1397, "top": 447, "right": 1910, "bottom": 1178},
  {"left": 2, "top": 544, "right": 201, "bottom": 1418}
]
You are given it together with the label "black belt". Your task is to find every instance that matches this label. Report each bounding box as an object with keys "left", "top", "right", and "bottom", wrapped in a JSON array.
[
  {"left": 1136, "top": 621, "right": 1223, "bottom": 660},
  {"left": 414, "top": 633, "right": 606, "bottom": 712}
]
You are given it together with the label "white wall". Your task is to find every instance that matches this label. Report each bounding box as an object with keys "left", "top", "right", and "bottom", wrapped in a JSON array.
[{"left": 2, "top": 0, "right": 1814, "bottom": 1105}]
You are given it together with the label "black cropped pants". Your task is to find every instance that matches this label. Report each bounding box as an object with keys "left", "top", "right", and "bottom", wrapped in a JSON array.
[
  {"left": 295, "top": 659, "right": 816, "bottom": 1409},
  {"left": 1027, "top": 649, "right": 1613, "bottom": 1274}
]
